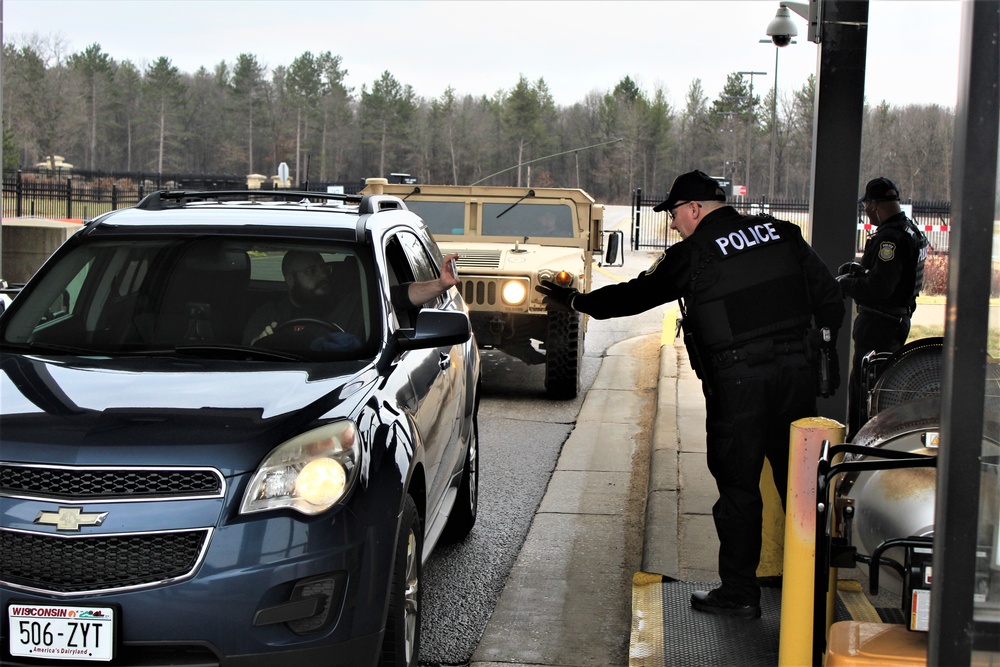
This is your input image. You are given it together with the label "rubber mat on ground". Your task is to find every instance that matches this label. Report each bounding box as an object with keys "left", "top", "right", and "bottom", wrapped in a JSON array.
[
  {"left": 630, "top": 575, "right": 780, "bottom": 667},
  {"left": 629, "top": 575, "right": 900, "bottom": 667}
]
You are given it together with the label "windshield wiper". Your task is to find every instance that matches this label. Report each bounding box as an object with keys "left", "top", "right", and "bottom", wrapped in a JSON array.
[
  {"left": 173, "top": 344, "right": 309, "bottom": 362},
  {"left": 496, "top": 189, "right": 534, "bottom": 218},
  {"left": 3, "top": 341, "right": 104, "bottom": 356}
]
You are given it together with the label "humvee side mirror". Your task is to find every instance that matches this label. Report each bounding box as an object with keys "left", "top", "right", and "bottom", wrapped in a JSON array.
[{"left": 602, "top": 230, "right": 623, "bottom": 267}]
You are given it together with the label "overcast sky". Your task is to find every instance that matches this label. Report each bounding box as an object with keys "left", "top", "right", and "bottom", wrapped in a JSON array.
[{"left": 4, "top": 0, "right": 964, "bottom": 111}]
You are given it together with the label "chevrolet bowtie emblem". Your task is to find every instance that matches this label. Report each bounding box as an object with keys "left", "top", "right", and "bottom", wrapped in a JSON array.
[{"left": 35, "top": 507, "right": 109, "bottom": 531}]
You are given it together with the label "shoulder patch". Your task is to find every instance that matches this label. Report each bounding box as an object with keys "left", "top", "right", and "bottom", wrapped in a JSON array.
[
  {"left": 644, "top": 252, "right": 667, "bottom": 276},
  {"left": 878, "top": 241, "right": 896, "bottom": 262}
]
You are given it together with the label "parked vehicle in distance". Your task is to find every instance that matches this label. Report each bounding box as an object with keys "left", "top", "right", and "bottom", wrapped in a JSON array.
[
  {"left": 363, "top": 178, "right": 605, "bottom": 399},
  {"left": 0, "top": 189, "right": 481, "bottom": 667}
]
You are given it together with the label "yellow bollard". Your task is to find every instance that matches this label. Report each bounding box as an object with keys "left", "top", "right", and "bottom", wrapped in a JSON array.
[
  {"left": 778, "top": 417, "right": 845, "bottom": 667},
  {"left": 758, "top": 459, "right": 786, "bottom": 577}
]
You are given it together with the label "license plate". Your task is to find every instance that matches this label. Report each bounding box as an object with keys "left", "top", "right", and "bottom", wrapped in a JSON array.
[{"left": 8, "top": 603, "right": 115, "bottom": 662}]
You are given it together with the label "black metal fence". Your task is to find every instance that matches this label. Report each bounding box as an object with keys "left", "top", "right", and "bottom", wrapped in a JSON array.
[
  {"left": 1, "top": 169, "right": 363, "bottom": 221},
  {"left": 630, "top": 188, "right": 953, "bottom": 253}
]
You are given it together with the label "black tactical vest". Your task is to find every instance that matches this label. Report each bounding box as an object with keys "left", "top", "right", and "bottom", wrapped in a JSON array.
[
  {"left": 685, "top": 214, "right": 813, "bottom": 352},
  {"left": 904, "top": 219, "right": 929, "bottom": 310}
]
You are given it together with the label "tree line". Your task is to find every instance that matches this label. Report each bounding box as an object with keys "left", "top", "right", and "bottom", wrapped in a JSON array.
[{"left": 2, "top": 35, "right": 955, "bottom": 204}]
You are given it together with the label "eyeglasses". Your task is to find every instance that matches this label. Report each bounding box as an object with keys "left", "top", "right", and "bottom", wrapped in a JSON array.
[
  {"left": 668, "top": 201, "right": 701, "bottom": 221},
  {"left": 668, "top": 201, "right": 689, "bottom": 221}
]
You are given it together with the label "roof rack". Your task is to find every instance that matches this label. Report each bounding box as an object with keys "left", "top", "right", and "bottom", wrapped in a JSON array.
[{"left": 135, "top": 190, "right": 365, "bottom": 211}]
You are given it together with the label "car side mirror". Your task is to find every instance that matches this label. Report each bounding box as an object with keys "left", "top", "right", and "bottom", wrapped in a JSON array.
[{"left": 395, "top": 309, "right": 471, "bottom": 351}]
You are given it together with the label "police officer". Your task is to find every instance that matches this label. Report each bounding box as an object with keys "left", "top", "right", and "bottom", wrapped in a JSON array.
[
  {"left": 838, "top": 177, "right": 928, "bottom": 439},
  {"left": 537, "top": 170, "right": 844, "bottom": 618}
]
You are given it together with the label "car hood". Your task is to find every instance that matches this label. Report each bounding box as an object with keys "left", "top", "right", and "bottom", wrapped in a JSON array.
[
  {"left": 0, "top": 353, "right": 376, "bottom": 474},
  {"left": 442, "top": 242, "right": 584, "bottom": 272}
]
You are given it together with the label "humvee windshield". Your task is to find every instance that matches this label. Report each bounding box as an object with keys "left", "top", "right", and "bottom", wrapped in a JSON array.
[
  {"left": 407, "top": 201, "right": 575, "bottom": 239},
  {"left": 406, "top": 201, "right": 465, "bottom": 235}
]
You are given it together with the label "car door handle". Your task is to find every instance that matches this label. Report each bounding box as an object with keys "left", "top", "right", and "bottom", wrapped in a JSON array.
[{"left": 438, "top": 352, "right": 451, "bottom": 371}]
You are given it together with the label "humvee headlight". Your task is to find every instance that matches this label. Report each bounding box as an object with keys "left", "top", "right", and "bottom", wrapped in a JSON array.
[
  {"left": 553, "top": 271, "right": 573, "bottom": 286},
  {"left": 241, "top": 421, "right": 358, "bottom": 515},
  {"left": 501, "top": 280, "right": 529, "bottom": 306}
]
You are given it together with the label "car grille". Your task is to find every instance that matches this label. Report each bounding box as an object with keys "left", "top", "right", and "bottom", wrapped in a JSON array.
[
  {"left": 1, "top": 528, "right": 211, "bottom": 595},
  {"left": 0, "top": 464, "right": 224, "bottom": 501},
  {"left": 454, "top": 250, "right": 501, "bottom": 269},
  {"left": 461, "top": 279, "right": 500, "bottom": 307}
]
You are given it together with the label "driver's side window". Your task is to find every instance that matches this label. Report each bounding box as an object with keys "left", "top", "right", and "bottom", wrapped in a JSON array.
[
  {"left": 385, "top": 236, "right": 417, "bottom": 329},
  {"left": 385, "top": 231, "right": 443, "bottom": 329}
]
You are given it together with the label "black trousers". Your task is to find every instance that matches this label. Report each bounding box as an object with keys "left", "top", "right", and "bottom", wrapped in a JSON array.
[
  {"left": 847, "top": 310, "right": 911, "bottom": 438},
  {"left": 703, "top": 350, "right": 817, "bottom": 605}
]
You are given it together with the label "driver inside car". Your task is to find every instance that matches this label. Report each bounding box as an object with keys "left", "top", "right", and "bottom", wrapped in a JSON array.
[{"left": 244, "top": 249, "right": 460, "bottom": 350}]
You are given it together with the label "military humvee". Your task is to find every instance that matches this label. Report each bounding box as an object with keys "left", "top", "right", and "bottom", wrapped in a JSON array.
[{"left": 363, "top": 178, "right": 605, "bottom": 399}]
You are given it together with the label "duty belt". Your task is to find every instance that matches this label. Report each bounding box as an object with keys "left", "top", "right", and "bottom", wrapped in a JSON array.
[
  {"left": 711, "top": 338, "right": 806, "bottom": 369},
  {"left": 857, "top": 305, "right": 910, "bottom": 321}
]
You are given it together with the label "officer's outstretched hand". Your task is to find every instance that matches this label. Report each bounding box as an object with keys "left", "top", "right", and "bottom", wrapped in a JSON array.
[
  {"left": 535, "top": 280, "right": 578, "bottom": 312},
  {"left": 837, "top": 261, "right": 865, "bottom": 277}
]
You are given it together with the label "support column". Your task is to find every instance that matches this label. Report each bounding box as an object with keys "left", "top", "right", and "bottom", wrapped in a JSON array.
[{"left": 808, "top": 0, "right": 869, "bottom": 425}]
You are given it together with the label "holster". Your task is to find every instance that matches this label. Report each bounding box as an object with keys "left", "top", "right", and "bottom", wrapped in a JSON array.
[
  {"left": 678, "top": 317, "right": 713, "bottom": 396},
  {"left": 806, "top": 328, "right": 833, "bottom": 397}
]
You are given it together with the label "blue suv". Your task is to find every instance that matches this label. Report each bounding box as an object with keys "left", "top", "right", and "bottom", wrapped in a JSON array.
[{"left": 0, "top": 189, "right": 481, "bottom": 666}]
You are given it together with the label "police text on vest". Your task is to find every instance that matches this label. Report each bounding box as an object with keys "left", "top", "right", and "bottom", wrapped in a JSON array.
[{"left": 715, "top": 221, "right": 782, "bottom": 257}]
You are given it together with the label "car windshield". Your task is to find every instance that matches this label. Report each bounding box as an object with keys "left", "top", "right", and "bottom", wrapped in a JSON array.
[
  {"left": 0, "top": 237, "right": 380, "bottom": 362},
  {"left": 406, "top": 200, "right": 576, "bottom": 239}
]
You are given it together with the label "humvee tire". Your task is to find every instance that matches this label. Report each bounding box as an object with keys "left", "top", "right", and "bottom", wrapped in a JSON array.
[{"left": 544, "top": 309, "right": 582, "bottom": 399}]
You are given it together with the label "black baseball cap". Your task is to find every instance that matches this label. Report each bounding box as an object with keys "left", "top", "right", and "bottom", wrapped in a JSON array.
[
  {"left": 653, "top": 170, "right": 727, "bottom": 212},
  {"left": 859, "top": 177, "right": 900, "bottom": 202}
]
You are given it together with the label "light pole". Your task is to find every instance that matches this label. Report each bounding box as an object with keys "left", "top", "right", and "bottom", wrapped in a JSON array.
[
  {"left": 759, "top": 39, "right": 794, "bottom": 199},
  {"left": 737, "top": 70, "right": 767, "bottom": 197}
]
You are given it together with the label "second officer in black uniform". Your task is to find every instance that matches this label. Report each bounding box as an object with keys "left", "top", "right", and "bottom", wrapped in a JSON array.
[
  {"left": 837, "top": 177, "right": 928, "bottom": 439},
  {"left": 538, "top": 170, "right": 844, "bottom": 618}
]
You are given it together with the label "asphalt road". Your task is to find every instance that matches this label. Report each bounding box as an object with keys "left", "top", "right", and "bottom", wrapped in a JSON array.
[
  {"left": 418, "top": 206, "right": 667, "bottom": 665},
  {"left": 418, "top": 349, "right": 593, "bottom": 664}
]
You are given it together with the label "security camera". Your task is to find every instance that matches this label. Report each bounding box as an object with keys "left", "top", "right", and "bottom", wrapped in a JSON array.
[{"left": 766, "top": 5, "right": 799, "bottom": 47}]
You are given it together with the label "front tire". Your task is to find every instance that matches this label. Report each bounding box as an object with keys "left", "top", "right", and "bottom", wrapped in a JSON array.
[
  {"left": 544, "top": 309, "right": 582, "bottom": 399},
  {"left": 380, "top": 495, "right": 422, "bottom": 667}
]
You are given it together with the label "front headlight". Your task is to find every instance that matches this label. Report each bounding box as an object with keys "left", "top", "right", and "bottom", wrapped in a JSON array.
[
  {"left": 501, "top": 279, "right": 529, "bottom": 306},
  {"left": 240, "top": 421, "right": 359, "bottom": 516}
]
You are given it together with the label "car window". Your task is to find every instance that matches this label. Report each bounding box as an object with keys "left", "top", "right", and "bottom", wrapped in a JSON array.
[
  {"left": 398, "top": 232, "right": 439, "bottom": 285},
  {"left": 242, "top": 243, "right": 375, "bottom": 356},
  {"left": 481, "top": 202, "right": 575, "bottom": 238},
  {"left": 1, "top": 237, "right": 378, "bottom": 361},
  {"left": 385, "top": 235, "right": 418, "bottom": 329}
]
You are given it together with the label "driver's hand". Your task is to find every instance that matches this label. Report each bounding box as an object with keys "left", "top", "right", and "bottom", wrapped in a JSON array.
[
  {"left": 441, "top": 253, "right": 460, "bottom": 289},
  {"left": 250, "top": 321, "right": 278, "bottom": 345}
]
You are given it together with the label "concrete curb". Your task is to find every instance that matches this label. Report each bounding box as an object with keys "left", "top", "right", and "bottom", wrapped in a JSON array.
[{"left": 641, "top": 342, "right": 681, "bottom": 579}]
